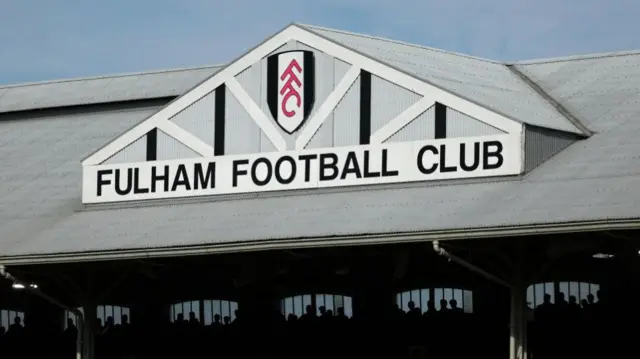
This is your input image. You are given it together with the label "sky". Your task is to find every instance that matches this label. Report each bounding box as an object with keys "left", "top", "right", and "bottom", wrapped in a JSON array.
[{"left": 0, "top": 0, "right": 639, "bottom": 85}]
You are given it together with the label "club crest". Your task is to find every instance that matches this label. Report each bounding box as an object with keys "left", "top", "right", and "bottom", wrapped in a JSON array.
[{"left": 266, "top": 50, "right": 315, "bottom": 134}]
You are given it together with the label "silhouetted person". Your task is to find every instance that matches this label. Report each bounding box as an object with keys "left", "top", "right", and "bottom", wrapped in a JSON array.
[
  {"left": 223, "top": 316, "right": 231, "bottom": 325},
  {"left": 300, "top": 305, "right": 317, "bottom": 322},
  {"left": 335, "top": 307, "right": 348, "bottom": 322},
  {"left": 556, "top": 292, "right": 569, "bottom": 306},
  {"left": 8, "top": 317, "right": 22, "bottom": 335},
  {"left": 188, "top": 311, "right": 199, "bottom": 326},
  {"left": 581, "top": 298, "right": 594, "bottom": 320},
  {"left": 121, "top": 314, "right": 130, "bottom": 327},
  {"left": 423, "top": 300, "right": 437, "bottom": 316},
  {"left": 406, "top": 301, "right": 421, "bottom": 319},
  {"left": 64, "top": 318, "right": 77, "bottom": 337},
  {"left": 103, "top": 316, "right": 115, "bottom": 334},
  {"left": 535, "top": 294, "right": 553, "bottom": 322},
  {"left": 319, "top": 305, "right": 332, "bottom": 323},
  {"left": 210, "top": 314, "right": 222, "bottom": 329},
  {"left": 567, "top": 295, "right": 581, "bottom": 319},
  {"left": 594, "top": 290, "right": 605, "bottom": 307},
  {"left": 580, "top": 299, "right": 589, "bottom": 308},
  {"left": 60, "top": 317, "right": 79, "bottom": 358},
  {"left": 118, "top": 314, "right": 133, "bottom": 356},
  {"left": 449, "top": 299, "right": 463, "bottom": 314},
  {"left": 554, "top": 292, "right": 570, "bottom": 321},
  {"left": 232, "top": 309, "right": 242, "bottom": 326},
  {"left": 438, "top": 299, "right": 449, "bottom": 313}
]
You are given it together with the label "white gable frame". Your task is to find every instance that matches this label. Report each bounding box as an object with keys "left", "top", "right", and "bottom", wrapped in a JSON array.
[{"left": 82, "top": 24, "right": 523, "bottom": 166}]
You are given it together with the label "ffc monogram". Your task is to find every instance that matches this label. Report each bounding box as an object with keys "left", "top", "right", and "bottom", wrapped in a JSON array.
[{"left": 267, "top": 50, "right": 316, "bottom": 134}]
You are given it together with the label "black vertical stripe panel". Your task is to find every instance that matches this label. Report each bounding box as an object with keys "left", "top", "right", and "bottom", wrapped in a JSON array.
[
  {"left": 146, "top": 128, "right": 157, "bottom": 161},
  {"left": 359, "top": 70, "right": 372, "bottom": 145},
  {"left": 434, "top": 102, "right": 447, "bottom": 139},
  {"left": 303, "top": 51, "right": 316, "bottom": 119},
  {"left": 214, "top": 84, "right": 226, "bottom": 156},
  {"left": 266, "top": 55, "right": 279, "bottom": 121}
]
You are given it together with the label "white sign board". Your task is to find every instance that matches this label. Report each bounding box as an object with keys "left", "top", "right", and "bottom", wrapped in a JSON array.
[{"left": 82, "top": 134, "right": 522, "bottom": 204}]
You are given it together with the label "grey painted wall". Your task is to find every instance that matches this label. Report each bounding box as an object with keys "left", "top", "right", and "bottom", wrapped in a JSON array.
[
  {"left": 384, "top": 107, "right": 504, "bottom": 144},
  {"left": 103, "top": 135, "right": 146, "bottom": 164},
  {"left": 525, "top": 125, "right": 580, "bottom": 172}
]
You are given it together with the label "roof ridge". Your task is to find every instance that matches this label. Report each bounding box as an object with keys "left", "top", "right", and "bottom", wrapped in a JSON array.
[
  {"left": 0, "top": 64, "right": 225, "bottom": 90},
  {"left": 297, "top": 23, "right": 503, "bottom": 64},
  {"left": 299, "top": 23, "right": 640, "bottom": 67},
  {"left": 514, "top": 49, "right": 640, "bottom": 65}
]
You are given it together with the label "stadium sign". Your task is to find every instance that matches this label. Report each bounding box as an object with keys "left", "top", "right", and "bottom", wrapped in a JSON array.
[
  {"left": 81, "top": 25, "right": 525, "bottom": 205},
  {"left": 82, "top": 135, "right": 519, "bottom": 203}
]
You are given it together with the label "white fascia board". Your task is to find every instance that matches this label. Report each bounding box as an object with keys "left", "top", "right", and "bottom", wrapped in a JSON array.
[{"left": 3, "top": 219, "right": 640, "bottom": 266}]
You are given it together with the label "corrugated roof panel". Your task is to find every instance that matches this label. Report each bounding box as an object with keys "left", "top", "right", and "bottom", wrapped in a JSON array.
[
  {"left": 2, "top": 173, "right": 639, "bottom": 258},
  {"left": 302, "top": 25, "right": 583, "bottom": 134},
  {"left": 0, "top": 66, "right": 221, "bottom": 114},
  {"left": 0, "top": 106, "right": 160, "bottom": 248},
  {"left": 516, "top": 53, "right": 640, "bottom": 132}
]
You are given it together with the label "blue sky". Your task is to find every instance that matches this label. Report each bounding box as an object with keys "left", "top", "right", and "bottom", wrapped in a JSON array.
[{"left": 0, "top": 0, "right": 639, "bottom": 85}]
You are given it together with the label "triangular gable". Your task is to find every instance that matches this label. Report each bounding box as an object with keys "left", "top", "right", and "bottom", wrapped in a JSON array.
[
  {"left": 83, "top": 24, "right": 522, "bottom": 166},
  {"left": 81, "top": 24, "right": 525, "bottom": 205}
]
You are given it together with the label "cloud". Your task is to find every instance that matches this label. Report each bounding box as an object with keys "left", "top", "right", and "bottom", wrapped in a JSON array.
[{"left": 0, "top": 0, "right": 639, "bottom": 84}]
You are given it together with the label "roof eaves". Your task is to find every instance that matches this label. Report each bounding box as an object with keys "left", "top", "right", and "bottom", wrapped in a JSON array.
[
  {"left": 0, "top": 64, "right": 226, "bottom": 90},
  {"left": 2, "top": 218, "right": 640, "bottom": 266}
]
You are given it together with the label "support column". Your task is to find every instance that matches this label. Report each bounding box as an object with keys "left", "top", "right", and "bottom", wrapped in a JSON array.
[
  {"left": 82, "top": 303, "right": 97, "bottom": 359},
  {"left": 352, "top": 280, "right": 395, "bottom": 319},
  {"left": 431, "top": 242, "right": 529, "bottom": 359},
  {"left": 237, "top": 284, "right": 275, "bottom": 322},
  {"left": 509, "top": 279, "right": 528, "bottom": 359},
  {"left": 350, "top": 274, "right": 395, "bottom": 359}
]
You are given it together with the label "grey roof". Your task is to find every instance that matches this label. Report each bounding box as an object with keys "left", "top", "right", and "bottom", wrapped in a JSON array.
[
  {"left": 0, "top": 65, "right": 221, "bottom": 114},
  {"left": 1, "top": 26, "right": 640, "bottom": 263},
  {"left": 0, "top": 105, "right": 163, "bottom": 255},
  {"left": 301, "top": 25, "right": 585, "bottom": 135}
]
